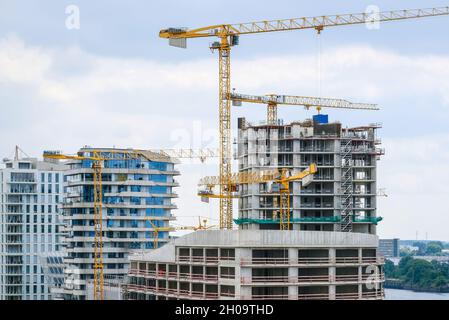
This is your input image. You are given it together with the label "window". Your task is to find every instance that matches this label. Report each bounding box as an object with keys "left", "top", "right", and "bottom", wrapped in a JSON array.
[
  {"left": 19, "top": 162, "right": 31, "bottom": 169},
  {"left": 149, "top": 162, "right": 167, "bottom": 171},
  {"left": 41, "top": 173, "right": 45, "bottom": 183},
  {"left": 48, "top": 173, "right": 52, "bottom": 183}
]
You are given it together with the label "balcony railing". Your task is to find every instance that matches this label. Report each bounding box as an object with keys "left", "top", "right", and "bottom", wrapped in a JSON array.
[
  {"left": 177, "top": 256, "right": 225, "bottom": 264},
  {"left": 242, "top": 274, "right": 383, "bottom": 285},
  {"left": 239, "top": 256, "right": 384, "bottom": 266},
  {"left": 242, "top": 294, "right": 291, "bottom": 300},
  {"left": 128, "top": 269, "right": 219, "bottom": 282}
]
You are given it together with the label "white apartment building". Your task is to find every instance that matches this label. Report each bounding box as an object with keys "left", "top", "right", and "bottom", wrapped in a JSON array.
[{"left": 0, "top": 148, "right": 66, "bottom": 300}]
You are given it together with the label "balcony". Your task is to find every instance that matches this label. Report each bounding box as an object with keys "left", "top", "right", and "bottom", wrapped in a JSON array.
[
  {"left": 177, "top": 256, "right": 220, "bottom": 264},
  {"left": 239, "top": 256, "right": 384, "bottom": 266},
  {"left": 241, "top": 273, "right": 384, "bottom": 285},
  {"left": 128, "top": 269, "right": 219, "bottom": 283},
  {"left": 298, "top": 293, "right": 330, "bottom": 300}
]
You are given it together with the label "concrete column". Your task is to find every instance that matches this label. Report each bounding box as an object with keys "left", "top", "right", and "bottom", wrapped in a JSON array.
[
  {"left": 358, "top": 265, "right": 363, "bottom": 299},
  {"left": 288, "top": 248, "right": 298, "bottom": 298},
  {"left": 329, "top": 248, "right": 336, "bottom": 300},
  {"left": 235, "top": 248, "right": 251, "bottom": 299},
  {"left": 358, "top": 248, "right": 363, "bottom": 264}
]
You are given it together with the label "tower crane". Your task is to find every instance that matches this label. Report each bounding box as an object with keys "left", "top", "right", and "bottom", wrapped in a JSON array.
[
  {"left": 230, "top": 92, "right": 379, "bottom": 125},
  {"left": 43, "top": 150, "right": 106, "bottom": 301},
  {"left": 145, "top": 217, "right": 216, "bottom": 249},
  {"left": 198, "top": 163, "right": 317, "bottom": 230},
  {"left": 43, "top": 148, "right": 219, "bottom": 300},
  {"left": 150, "top": 148, "right": 219, "bottom": 163},
  {"left": 160, "top": 6, "right": 449, "bottom": 230}
]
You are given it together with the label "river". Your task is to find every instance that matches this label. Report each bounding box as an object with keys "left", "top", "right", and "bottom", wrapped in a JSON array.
[{"left": 385, "top": 288, "right": 449, "bottom": 300}]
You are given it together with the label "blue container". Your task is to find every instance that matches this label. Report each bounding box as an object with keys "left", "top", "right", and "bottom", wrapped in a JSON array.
[{"left": 313, "top": 114, "right": 329, "bottom": 124}]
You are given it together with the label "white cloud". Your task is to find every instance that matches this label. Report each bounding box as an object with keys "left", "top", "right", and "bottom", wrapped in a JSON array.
[
  {"left": 1, "top": 35, "right": 449, "bottom": 240},
  {"left": 378, "top": 135, "right": 449, "bottom": 240}
]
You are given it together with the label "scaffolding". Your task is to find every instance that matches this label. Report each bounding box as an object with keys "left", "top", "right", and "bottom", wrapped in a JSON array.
[{"left": 340, "top": 138, "right": 354, "bottom": 232}]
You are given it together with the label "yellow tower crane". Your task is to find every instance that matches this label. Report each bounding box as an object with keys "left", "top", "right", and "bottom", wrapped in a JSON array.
[
  {"left": 145, "top": 217, "right": 216, "bottom": 249},
  {"left": 43, "top": 148, "right": 218, "bottom": 300},
  {"left": 160, "top": 6, "right": 449, "bottom": 231},
  {"left": 43, "top": 150, "right": 106, "bottom": 301},
  {"left": 198, "top": 163, "right": 317, "bottom": 230},
  {"left": 230, "top": 92, "right": 379, "bottom": 125}
]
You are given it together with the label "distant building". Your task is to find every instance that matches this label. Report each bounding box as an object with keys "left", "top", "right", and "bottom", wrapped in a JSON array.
[
  {"left": 379, "top": 239, "right": 400, "bottom": 258},
  {"left": 0, "top": 147, "right": 67, "bottom": 300}
]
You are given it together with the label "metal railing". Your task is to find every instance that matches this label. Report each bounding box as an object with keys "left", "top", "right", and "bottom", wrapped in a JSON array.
[{"left": 239, "top": 256, "right": 384, "bottom": 265}]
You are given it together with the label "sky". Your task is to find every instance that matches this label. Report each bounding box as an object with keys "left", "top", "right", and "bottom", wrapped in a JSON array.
[{"left": 1, "top": 0, "right": 449, "bottom": 240}]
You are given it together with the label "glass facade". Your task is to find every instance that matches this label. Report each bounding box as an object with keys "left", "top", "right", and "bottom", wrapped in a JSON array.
[{"left": 61, "top": 148, "right": 178, "bottom": 300}]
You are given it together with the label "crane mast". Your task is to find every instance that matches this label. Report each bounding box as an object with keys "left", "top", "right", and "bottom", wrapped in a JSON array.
[
  {"left": 43, "top": 151, "right": 105, "bottom": 300},
  {"left": 160, "top": 6, "right": 449, "bottom": 231}
]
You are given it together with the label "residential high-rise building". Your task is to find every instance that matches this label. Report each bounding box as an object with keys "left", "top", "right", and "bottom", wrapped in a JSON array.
[
  {"left": 57, "top": 147, "right": 179, "bottom": 300},
  {"left": 126, "top": 116, "right": 386, "bottom": 300},
  {"left": 0, "top": 147, "right": 66, "bottom": 300}
]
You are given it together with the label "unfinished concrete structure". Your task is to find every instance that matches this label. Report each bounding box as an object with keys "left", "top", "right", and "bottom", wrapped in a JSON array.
[
  {"left": 126, "top": 116, "right": 385, "bottom": 300},
  {"left": 235, "top": 117, "right": 384, "bottom": 233},
  {"left": 126, "top": 230, "right": 384, "bottom": 300}
]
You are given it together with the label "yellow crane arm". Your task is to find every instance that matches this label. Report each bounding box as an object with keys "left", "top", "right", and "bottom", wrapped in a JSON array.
[
  {"left": 160, "top": 7, "right": 449, "bottom": 40},
  {"left": 199, "top": 164, "right": 317, "bottom": 186},
  {"left": 43, "top": 151, "right": 103, "bottom": 161},
  {"left": 284, "top": 163, "right": 318, "bottom": 182},
  {"left": 199, "top": 169, "right": 280, "bottom": 186},
  {"left": 230, "top": 93, "right": 379, "bottom": 111},
  {"left": 151, "top": 148, "right": 219, "bottom": 161}
]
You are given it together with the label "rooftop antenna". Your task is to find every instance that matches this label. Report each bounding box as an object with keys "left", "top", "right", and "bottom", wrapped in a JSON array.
[{"left": 13, "top": 145, "right": 31, "bottom": 161}]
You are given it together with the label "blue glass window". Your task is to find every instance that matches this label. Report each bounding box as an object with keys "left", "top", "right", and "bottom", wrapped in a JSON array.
[
  {"left": 131, "top": 185, "right": 141, "bottom": 192},
  {"left": 150, "top": 174, "right": 166, "bottom": 182},
  {"left": 149, "top": 162, "right": 167, "bottom": 171}
]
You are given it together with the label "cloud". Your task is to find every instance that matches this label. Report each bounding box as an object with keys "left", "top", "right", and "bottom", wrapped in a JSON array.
[
  {"left": 1, "top": 35, "right": 449, "bottom": 239},
  {"left": 378, "top": 135, "right": 449, "bottom": 240}
]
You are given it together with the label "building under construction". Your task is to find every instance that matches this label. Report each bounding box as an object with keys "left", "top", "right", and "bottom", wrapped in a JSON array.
[{"left": 125, "top": 116, "right": 386, "bottom": 300}]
